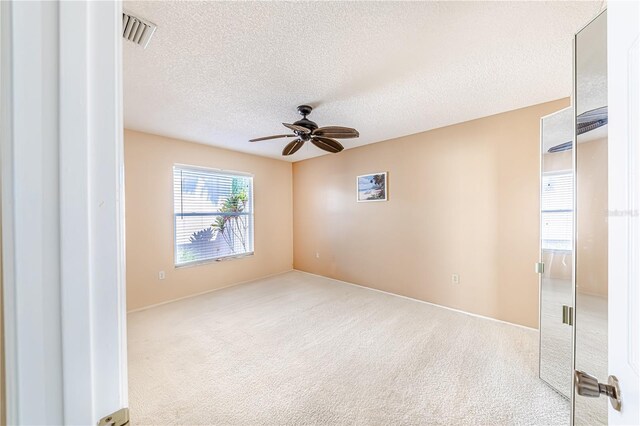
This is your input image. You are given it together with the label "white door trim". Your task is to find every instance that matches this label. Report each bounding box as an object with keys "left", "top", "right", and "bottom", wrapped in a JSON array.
[
  {"left": 608, "top": 1, "right": 640, "bottom": 423},
  {"left": 1, "top": 1, "right": 127, "bottom": 424}
]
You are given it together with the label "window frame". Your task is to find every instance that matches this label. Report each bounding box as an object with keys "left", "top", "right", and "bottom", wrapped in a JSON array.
[{"left": 172, "top": 163, "right": 255, "bottom": 267}]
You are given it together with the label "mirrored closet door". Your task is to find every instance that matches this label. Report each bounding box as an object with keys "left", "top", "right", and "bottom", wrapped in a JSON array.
[
  {"left": 539, "top": 107, "right": 574, "bottom": 406},
  {"left": 573, "top": 9, "right": 608, "bottom": 426},
  {"left": 538, "top": 9, "right": 609, "bottom": 425}
]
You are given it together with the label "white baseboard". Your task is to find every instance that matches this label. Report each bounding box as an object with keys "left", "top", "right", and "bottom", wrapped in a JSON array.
[
  {"left": 293, "top": 269, "right": 538, "bottom": 332},
  {"left": 129, "top": 268, "right": 538, "bottom": 333},
  {"left": 126, "top": 269, "right": 294, "bottom": 314}
]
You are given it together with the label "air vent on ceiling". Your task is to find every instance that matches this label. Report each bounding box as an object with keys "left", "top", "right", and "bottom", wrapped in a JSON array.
[{"left": 122, "top": 11, "right": 156, "bottom": 49}]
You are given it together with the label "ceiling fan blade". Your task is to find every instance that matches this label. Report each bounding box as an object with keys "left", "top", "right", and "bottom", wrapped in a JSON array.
[
  {"left": 313, "top": 126, "right": 359, "bottom": 139},
  {"left": 282, "top": 139, "right": 305, "bottom": 156},
  {"left": 311, "top": 136, "right": 344, "bottom": 154},
  {"left": 249, "top": 134, "right": 295, "bottom": 142},
  {"left": 283, "top": 123, "right": 311, "bottom": 134}
]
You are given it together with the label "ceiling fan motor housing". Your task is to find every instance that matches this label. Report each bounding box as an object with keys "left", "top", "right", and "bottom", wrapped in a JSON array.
[
  {"left": 294, "top": 118, "right": 317, "bottom": 140},
  {"left": 294, "top": 105, "right": 317, "bottom": 140}
]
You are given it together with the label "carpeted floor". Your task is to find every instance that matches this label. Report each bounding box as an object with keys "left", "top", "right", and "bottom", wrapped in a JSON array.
[{"left": 128, "top": 271, "right": 569, "bottom": 425}]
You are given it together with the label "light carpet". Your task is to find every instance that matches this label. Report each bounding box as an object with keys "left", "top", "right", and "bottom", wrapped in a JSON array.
[{"left": 128, "top": 271, "right": 569, "bottom": 425}]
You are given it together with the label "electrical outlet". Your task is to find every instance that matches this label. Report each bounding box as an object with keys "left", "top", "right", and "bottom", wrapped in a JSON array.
[
  {"left": 315, "top": 252, "right": 320, "bottom": 259},
  {"left": 451, "top": 274, "right": 460, "bottom": 284},
  {"left": 159, "top": 271, "right": 165, "bottom": 280}
]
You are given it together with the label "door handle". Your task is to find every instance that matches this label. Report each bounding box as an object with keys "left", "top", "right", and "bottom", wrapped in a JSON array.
[
  {"left": 574, "top": 370, "right": 622, "bottom": 411},
  {"left": 562, "top": 305, "right": 573, "bottom": 326}
]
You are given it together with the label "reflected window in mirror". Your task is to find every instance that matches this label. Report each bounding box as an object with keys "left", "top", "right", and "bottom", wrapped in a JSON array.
[{"left": 542, "top": 171, "right": 573, "bottom": 251}]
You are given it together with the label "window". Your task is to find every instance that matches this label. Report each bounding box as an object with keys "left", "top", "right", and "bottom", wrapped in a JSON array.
[
  {"left": 173, "top": 165, "right": 254, "bottom": 265},
  {"left": 541, "top": 171, "right": 573, "bottom": 250}
]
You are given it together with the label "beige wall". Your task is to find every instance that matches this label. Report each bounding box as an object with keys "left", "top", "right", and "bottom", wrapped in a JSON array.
[
  {"left": 293, "top": 99, "right": 570, "bottom": 328},
  {"left": 124, "top": 130, "right": 293, "bottom": 311},
  {"left": 576, "top": 138, "right": 608, "bottom": 297},
  {"left": 124, "top": 99, "right": 596, "bottom": 327}
]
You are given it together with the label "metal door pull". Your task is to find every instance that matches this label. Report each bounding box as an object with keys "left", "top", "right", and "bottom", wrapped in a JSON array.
[
  {"left": 574, "top": 370, "right": 622, "bottom": 411},
  {"left": 562, "top": 305, "right": 573, "bottom": 326}
]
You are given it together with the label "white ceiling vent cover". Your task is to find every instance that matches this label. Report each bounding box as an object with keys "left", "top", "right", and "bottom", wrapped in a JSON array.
[{"left": 122, "top": 11, "right": 157, "bottom": 49}]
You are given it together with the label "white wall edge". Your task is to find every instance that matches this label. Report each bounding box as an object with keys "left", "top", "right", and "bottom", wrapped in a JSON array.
[
  {"left": 2, "top": 1, "right": 126, "bottom": 423},
  {"left": 2, "top": 2, "right": 65, "bottom": 423}
]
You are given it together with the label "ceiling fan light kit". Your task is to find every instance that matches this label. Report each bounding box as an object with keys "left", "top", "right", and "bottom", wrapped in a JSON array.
[{"left": 250, "top": 105, "right": 360, "bottom": 156}]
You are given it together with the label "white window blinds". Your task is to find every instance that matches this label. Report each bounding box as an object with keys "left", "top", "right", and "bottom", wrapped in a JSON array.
[
  {"left": 173, "top": 165, "right": 254, "bottom": 265},
  {"left": 541, "top": 171, "right": 573, "bottom": 250}
]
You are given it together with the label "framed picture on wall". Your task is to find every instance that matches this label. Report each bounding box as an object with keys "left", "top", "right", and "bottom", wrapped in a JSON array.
[{"left": 356, "top": 172, "right": 387, "bottom": 202}]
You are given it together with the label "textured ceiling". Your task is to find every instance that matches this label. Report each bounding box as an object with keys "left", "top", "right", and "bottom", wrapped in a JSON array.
[
  {"left": 123, "top": 1, "right": 603, "bottom": 162},
  {"left": 542, "top": 107, "right": 572, "bottom": 152}
]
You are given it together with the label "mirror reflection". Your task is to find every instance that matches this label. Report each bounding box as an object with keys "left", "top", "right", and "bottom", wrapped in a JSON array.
[
  {"left": 574, "top": 10, "right": 608, "bottom": 426},
  {"left": 539, "top": 107, "right": 573, "bottom": 407}
]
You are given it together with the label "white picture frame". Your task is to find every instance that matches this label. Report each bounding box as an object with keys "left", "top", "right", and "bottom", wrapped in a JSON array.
[{"left": 356, "top": 172, "right": 388, "bottom": 202}]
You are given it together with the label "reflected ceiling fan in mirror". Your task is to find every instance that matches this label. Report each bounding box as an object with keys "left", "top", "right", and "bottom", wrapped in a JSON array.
[
  {"left": 547, "top": 106, "right": 608, "bottom": 153},
  {"left": 249, "top": 105, "right": 359, "bottom": 156}
]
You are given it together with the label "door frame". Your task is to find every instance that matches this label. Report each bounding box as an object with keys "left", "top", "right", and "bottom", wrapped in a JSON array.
[
  {"left": 607, "top": 1, "right": 640, "bottom": 423},
  {"left": 1, "top": 1, "right": 127, "bottom": 424}
]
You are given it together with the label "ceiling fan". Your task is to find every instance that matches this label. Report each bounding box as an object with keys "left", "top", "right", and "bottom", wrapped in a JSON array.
[
  {"left": 547, "top": 106, "right": 608, "bottom": 153},
  {"left": 249, "top": 105, "right": 360, "bottom": 156}
]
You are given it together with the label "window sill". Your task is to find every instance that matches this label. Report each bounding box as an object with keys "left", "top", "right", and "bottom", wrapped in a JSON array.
[
  {"left": 541, "top": 248, "right": 572, "bottom": 253},
  {"left": 174, "top": 252, "right": 254, "bottom": 269}
]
